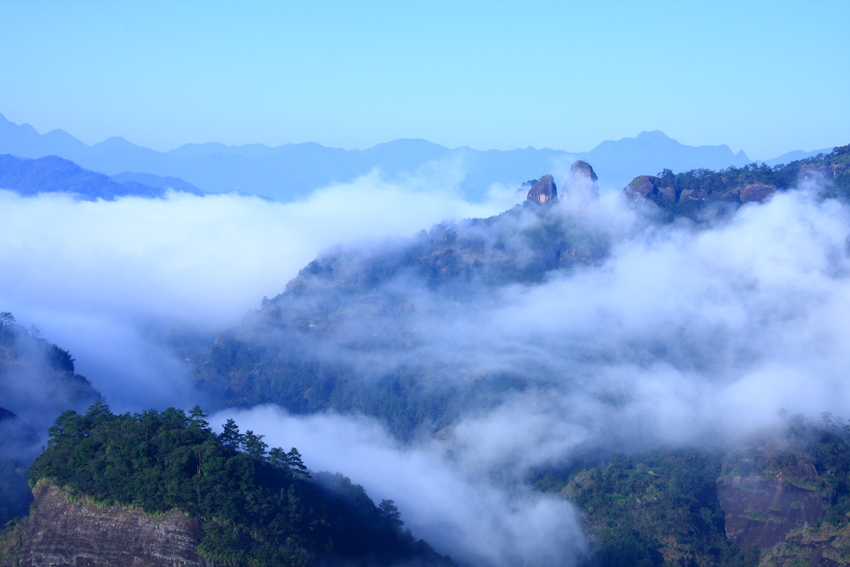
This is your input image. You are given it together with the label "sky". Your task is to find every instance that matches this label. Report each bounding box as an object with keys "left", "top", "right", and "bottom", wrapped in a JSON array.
[{"left": 0, "top": 0, "right": 847, "bottom": 160}]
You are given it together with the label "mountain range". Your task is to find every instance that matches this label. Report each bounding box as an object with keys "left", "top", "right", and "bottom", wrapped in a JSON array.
[{"left": 0, "top": 112, "right": 832, "bottom": 201}]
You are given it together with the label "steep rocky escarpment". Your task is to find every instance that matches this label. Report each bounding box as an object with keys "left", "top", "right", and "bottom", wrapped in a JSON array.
[
  {"left": 718, "top": 473, "right": 826, "bottom": 550},
  {"left": 14, "top": 480, "right": 222, "bottom": 567}
]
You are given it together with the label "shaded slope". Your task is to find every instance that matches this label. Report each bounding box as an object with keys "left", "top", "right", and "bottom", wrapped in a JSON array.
[{"left": 195, "top": 200, "right": 612, "bottom": 438}]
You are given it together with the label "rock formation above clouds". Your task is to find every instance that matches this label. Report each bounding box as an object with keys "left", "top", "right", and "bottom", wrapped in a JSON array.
[{"left": 526, "top": 174, "right": 558, "bottom": 204}]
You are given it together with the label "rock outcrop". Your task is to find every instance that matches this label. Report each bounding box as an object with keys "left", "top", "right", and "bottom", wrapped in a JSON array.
[
  {"left": 718, "top": 442, "right": 830, "bottom": 552},
  {"left": 718, "top": 473, "right": 826, "bottom": 550},
  {"left": 526, "top": 174, "right": 557, "bottom": 204},
  {"left": 569, "top": 160, "right": 598, "bottom": 182},
  {"left": 560, "top": 160, "right": 600, "bottom": 209},
  {"left": 624, "top": 176, "right": 777, "bottom": 206},
  {"left": 739, "top": 182, "right": 777, "bottom": 203},
  {"left": 623, "top": 175, "right": 658, "bottom": 200},
  {"left": 16, "top": 481, "right": 223, "bottom": 567}
]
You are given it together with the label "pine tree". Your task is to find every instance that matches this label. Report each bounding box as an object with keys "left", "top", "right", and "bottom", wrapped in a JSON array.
[
  {"left": 286, "top": 447, "right": 310, "bottom": 479},
  {"left": 243, "top": 430, "right": 268, "bottom": 460},
  {"left": 219, "top": 418, "right": 243, "bottom": 451}
]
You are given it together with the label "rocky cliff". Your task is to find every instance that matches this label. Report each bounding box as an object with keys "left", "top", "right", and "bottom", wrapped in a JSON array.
[
  {"left": 526, "top": 173, "right": 557, "bottom": 204},
  {"left": 7, "top": 480, "right": 223, "bottom": 567}
]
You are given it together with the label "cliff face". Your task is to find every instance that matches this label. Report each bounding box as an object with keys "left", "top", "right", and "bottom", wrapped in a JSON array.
[
  {"left": 718, "top": 473, "right": 826, "bottom": 550},
  {"left": 526, "top": 174, "right": 557, "bottom": 204},
  {"left": 15, "top": 481, "right": 223, "bottom": 567}
]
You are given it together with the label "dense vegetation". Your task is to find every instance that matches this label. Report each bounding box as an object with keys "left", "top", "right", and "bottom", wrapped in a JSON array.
[
  {"left": 532, "top": 414, "right": 850, "bottom": 567},
  {"left": 538, "top": 448, "right": 760, "bottom": 567},
  {"left": 629, "top": 144, "right": 850, "bottom": 218},
  {"left": 26, "top": 403, "right": 452, "bottom": 567}
]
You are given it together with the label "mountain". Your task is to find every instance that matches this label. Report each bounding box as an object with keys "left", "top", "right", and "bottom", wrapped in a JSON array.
[
  {"left": 193, "top": 163, "right": 614, "bottom": 438},
  {"left": 193, "top": 145, "right": 850, "bottom": 442},
  {"left": 0, "top": 154, "right": 204, "bottom": 199},
  {"left": 1, "top": 111, "right": 821, "bottom": 202},
  {"left": 2, "top": 405, "right": 455, "bottom": 567},
  {"left": 764, "top": 147, "right": 834, "bottom": 167},
  {"left": 538, "top": 415, "right": 850, "bottom": 567},
  {"left": 624, "top": 144, "right": 850, "bottom": 218},
  {"left": 0, "top": 114, "right": 88, "bottom": 162},
  {"left": 581, "top": 130, "right": 751, "bottom": 188}
]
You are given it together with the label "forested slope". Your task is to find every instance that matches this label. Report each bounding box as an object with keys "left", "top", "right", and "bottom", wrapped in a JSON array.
[
  {"left": 624, "top": 144, "right": 850, "bottom": 218},
  {"left": 9, "top": 404, "right": 453, "bottom": 567},
  {"left": 534, "top": 415, "right": 850, "bottom": 567}
]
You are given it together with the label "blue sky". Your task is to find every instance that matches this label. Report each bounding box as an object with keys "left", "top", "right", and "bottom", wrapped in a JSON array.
[{"left": 1, "top": 0, "right": 847, "bottom": 159}]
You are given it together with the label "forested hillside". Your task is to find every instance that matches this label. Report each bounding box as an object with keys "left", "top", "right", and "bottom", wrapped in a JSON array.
[
  {"left": 194, "top": 196, "right": 612, "bottom": 439},
  {"left": 193, "top": 146, "right": 850, "bottom": 442},
  {"left": 532, "top": 414, "right": 850, "bottom": 567},
  {"left": 13, "top": 404, "right": 453, "bottom": 567},
  {"left": 625, "top": 144, "right": 850, "bottom": 218}
]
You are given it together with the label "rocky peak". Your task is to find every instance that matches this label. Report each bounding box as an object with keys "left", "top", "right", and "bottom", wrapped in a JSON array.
[
  {"left": 623, "top": 175, "right": 659, "bottom": 200},
  {"left": 526, "top": 174, "right": 557, "bottom": 204},
  {"left": 562, "top": 161, "right": 600, "bottom": 208},
  {"left": 569, "top": 160, "right": 598, "bottom": 182}
]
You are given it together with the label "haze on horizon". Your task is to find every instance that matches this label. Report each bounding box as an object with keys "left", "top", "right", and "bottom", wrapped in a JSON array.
[{"left": 0, "top": 0, "right": 847, "bottom": 160}]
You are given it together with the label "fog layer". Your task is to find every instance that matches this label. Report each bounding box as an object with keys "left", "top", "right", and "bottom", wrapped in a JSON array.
[
  {"left": 0, "top": 171, "right": 513, "bottom": 409},
  {"left": 4, "top": 168, "right": 850, "bottom": 566}
]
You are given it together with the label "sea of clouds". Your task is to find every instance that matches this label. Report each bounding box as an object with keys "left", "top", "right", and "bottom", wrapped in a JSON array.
[{"left": 3, "top": 167, "right": 850, "bottom": 566}]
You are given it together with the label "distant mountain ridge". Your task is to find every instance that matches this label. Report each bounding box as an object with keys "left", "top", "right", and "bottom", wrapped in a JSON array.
[
  {"left": 1, "top": 112, "right": 820, "bottom": 202},
  {"left": 0, "top": 154, "right": 204, "bottom": 199}
]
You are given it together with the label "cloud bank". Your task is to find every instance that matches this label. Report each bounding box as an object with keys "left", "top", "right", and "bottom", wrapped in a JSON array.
[
  {"left": 5, "top": 165, "right": 850, "bottom": 565},
  {"left": 0, "top": 171, "right": 513, "bottom": 410}
]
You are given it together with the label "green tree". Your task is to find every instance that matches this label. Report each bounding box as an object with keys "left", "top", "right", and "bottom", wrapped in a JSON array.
[
  {"left": 188, "top": 406, "right": 211, "bottom": 433},
  {"left": 219, "top": 418, "right": 242, "bottom": 451},
  {"left": 287, "top": 448, "right": 310, "bottom": 479},
  {"left": 243, "top": 430, "right": 268, "bottom": 460},
  {"left": 378, "top": 499, "right": 403, "bottom": 530}
]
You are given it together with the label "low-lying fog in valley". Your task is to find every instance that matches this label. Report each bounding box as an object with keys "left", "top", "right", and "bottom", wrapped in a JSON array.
[{"left": 3, "top": 164, "right": 850, "bottom": 566}]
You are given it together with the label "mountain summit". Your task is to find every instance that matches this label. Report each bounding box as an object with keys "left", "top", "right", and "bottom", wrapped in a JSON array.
[{"left": 526, "top": 174, "right": 557, "bottom": 204}]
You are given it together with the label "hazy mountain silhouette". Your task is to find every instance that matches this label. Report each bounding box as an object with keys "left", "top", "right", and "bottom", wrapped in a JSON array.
[
  {"left": 0, "top": 154, "right": 203, "bottom": 200},
  {"left": 0, "top": 111, "right": 824, "bottom": 201}
]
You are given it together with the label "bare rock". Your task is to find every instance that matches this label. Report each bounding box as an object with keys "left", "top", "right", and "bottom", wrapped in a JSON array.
[
  {"left": 718, "top": 473, "right": 826, "bottom": 551},
  {"left": 526, "top": 174, "right": 557, "bottom": 204},
  {"left": 740, "top": 183, "right": 776, "bottom": 203},
  {"left": 623, "top": 175, "right": 658, "bottom": 200},
  {"left": 658, "top": 186, "right": 676, "bottom": 203},
  {"left": 18, "top": 481, "right": 224, "bottom": 567}
]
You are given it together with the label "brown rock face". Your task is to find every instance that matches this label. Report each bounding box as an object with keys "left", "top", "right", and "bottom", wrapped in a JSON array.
[
  {"left": 740, "top": 183, "right": 776, "bottom": 203},
  {"left": 718, "top": 469, "right": 827, "bottom": 550},
  {"left": 526, "top": 174, "right": 557, "bottom": 204},
  {"left": 624, "top": 175, "right": 658, "bottom": 199},
  {"left": 18, "top": 481, "right": 223, "bottom": 567}
]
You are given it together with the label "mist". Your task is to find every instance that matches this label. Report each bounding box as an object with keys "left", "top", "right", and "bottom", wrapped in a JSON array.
[
  {"left": 195, "top": 178, "right": 850, "bottom": 565},
  {"left": 213, "top": 405, "right": 587, "bottom": 567},
  {"left": 254, "top": 179, "right": 850, "bottom": 447},
  {"left": 0, "top": 169, "right": 513, "bottom": 411},
  {"left": 5, "top": 164, "right": 850, "bottom": 565}
]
